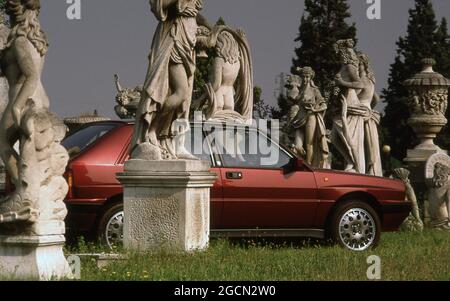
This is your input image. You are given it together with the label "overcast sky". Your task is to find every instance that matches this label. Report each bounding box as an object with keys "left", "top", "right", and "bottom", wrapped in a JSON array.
[{"left": 36, "top": 0, "right": 450, "bottom": 119}]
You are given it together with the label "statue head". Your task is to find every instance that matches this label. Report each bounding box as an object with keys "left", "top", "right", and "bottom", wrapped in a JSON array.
[
  {"left": 5, "top": 0, "right": 47, "bottom": 56},
  {"left": 285, "top": 74, "right": 302, "bottom": 101},
  {"left": 334, "top": 39, "right": 359, "bottom": 67},
  {"left": 296, "top": 67, "right": 316, "bottom": 87},
  {"left": 432, "top": 162, "right": 450, "bottom": 188},
  {"left": 357, "top": 52, "right": 376, "bottom": 84}
]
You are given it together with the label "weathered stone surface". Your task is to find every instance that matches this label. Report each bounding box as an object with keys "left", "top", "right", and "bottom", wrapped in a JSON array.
[
  {"left": 404, "top": 59, "right": 450, "bottom": 152},
  {"left": 283, "top": 67, "right": 330, "bottom": 169},
  {"left": 0, "top": 1, "right": 71, "bottom": 280},
  {"left": 424, "top": 153, "right": 450, "bottom": 230},
  {"left": 194, "top": 25, "right": 254, "bottom": 123},
  {"left": 131, "top": 0, "right": 207, "bottom": 160},
  {"left": 0, "top": 235, "right": 72, "bottom": 280},
  {"left": 117, "top": 160, "right": 217, "bottom": 252},
  {"left": 330, "top": 39, "right": 383, "bottom": 177}
]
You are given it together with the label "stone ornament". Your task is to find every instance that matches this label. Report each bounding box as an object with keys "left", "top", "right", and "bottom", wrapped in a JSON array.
[
  {"left": 284, "top": 67, "right": 330, "bottom": 169},
  {"left": 330, "top": 39, "right": 383, "bottom": 177},
  {"left": 404, "top": 58, "right": 450, "bottom": 152},
  {"left": 131, "top": 0, "right": 208, "bottom": 161},
  {"left": 0, "top": 0, "right": 69, "bottom": 230},
  {"left": 425, "top": 153, "right": 450, "bottom": 230},
  {"left": 393, "top": 168, "right": 423, "bottom": 231},
  {"left": 0, "top": 10, "right": 9, "bottom": 127},
  {"left": 114, "top": 74, "right": 141, "bottom": 119},
  {"left": 194, "top": 25, "right": 254, "bottom": 124},
  {"left": 0, "top": 0, "right": 71, "bottom": 280}
]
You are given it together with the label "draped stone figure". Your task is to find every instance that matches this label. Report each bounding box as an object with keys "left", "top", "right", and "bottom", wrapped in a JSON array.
[
  {"left": 0, "top": 12, "right": 9, "bottom": 117},
  {"left": 334, "top": 52, "right": 383, "bottom": 177},
  {"left": 194, "top": 25, "right": 253, "bottom": 123},
  {"left": 131, "top": 0, "right": 208, "bottom": 160},
  {"left": 331, "top": 39, "right": 365, "bottom": 174},
  {"left": 285, "top": 67, "right": 330, "bottom": 169},
  {"left": 0, "top": 0, "right": 69, "bottom": 230}
]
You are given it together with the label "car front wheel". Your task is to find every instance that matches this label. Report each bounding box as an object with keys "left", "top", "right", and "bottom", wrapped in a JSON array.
[
  {"left": 97, "top": 203, "right": 124, "bottom": 249},
  {"left": 330, "top": 201, "right": 381, "bottom": 251}
]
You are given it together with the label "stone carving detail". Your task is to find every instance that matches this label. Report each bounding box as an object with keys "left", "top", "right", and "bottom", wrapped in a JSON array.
[
  {"left": 194, "top": 25, "right": 254, "bottom": 124},
  {"left": 114, "top": 74, "right": 141, "bottom": 119},
  {"left": 330, "top": 39, "right": 382, "bottom": 176},
  {"left": 0, "top": 11, "right": 9, "bottom": 117},
  {"left": 131, "top": 0, "right": 208, "bottom": 161},
  {"left": 425, "top": 153, "right": 450, "bottom": 230},
  {"left": 284, "top": 67, "right": 330, "bottom": 169},
  {"left": 0, "top": 0, "right": 69, "bottom": 232},
  {"left": 393, "top": 168, "right": 424, "bottom": 231},
  {"left": 404, "top": 58, "right": 450, "bottom": 151}
]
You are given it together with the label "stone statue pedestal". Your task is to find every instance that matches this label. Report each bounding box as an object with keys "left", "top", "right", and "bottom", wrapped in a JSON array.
[
  {"left": 117, "top": 160, "right": 217, "bottom": 252},
  {"left": 0, "top": 234, "right": 72, "bottom": 280}
]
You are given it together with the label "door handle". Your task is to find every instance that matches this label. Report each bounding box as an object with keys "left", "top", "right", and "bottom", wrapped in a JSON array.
[{"left": 226, "top": 171, "right": 243, "bottom": 180}]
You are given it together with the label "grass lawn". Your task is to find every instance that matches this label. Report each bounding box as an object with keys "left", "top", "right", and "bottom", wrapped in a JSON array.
[{"left": 71, "top": 230, "right": 450, "bottom": 281}]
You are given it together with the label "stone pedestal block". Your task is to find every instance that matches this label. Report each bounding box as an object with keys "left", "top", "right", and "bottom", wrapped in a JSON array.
[
  {"left": 0, "top": 235, "right": 72, "bottom": 280},
  {"left": 117, "top": 160, "right": 217, "bottom": 252}
]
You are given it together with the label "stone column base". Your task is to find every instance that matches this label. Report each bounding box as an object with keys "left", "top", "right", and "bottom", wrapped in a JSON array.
[
  {"left": 0, "top": 235, "right": 72, "bottom": 280},
  {"left": 117, "top": 160, "right": 217, "bottom": 253}
]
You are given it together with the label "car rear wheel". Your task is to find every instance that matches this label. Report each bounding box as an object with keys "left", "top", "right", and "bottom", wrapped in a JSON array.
[
  {"left": 330, "top": 201, "right": 380, "bottom": 251},
  {"left": 98, "top": 203, "right": 124, "bottom": 249}
]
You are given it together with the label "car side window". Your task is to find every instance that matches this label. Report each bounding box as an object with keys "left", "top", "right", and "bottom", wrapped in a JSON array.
[
  {"left": 184, "top": 127, "right": 213, "bottom": 163},
  {"left": 205, "top": 125, "right": 291, "bottom": 169}
]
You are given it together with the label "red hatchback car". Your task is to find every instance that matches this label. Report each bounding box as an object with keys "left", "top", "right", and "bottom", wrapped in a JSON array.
[{"left": 61, "top": 120, "right": 410, "bottom": 251}]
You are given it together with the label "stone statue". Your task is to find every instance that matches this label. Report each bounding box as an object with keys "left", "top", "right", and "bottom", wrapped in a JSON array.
[
  {"left": 114, "top": 74, "right": 141, "bottom": 119},
  {"left": 425, "top": 153, "right": 450, "bottom": 230},
  {"left": 130, "top": 0, "right": 209, "bottom": 161},
  {"left": 194, "top": 24, "right": 254, "bottom": 124},
  {"left": 284, "top": 67, "right": 330, "bottom": 169},
  {"left": 0, "top": 9, "right": 10, "bottom": 127},
  {"left": 393, "top": 168, "right": 424, "bottom": 231},
  {"left": 0, "top": 0, "right": 69, "bottom": 231},
  {"left": 331, "top": 39, "right": 382, "bottom": 176}
]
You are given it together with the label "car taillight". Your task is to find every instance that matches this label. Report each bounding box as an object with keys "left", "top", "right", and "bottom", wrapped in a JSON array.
[{"left": 64, "top": 169, "right": 74, "bottom": 199}]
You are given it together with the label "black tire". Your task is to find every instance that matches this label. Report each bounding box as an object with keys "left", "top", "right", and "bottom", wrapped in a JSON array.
[
  {"left": 97, "top": 202, "right": 124, "bottom": 249},
  {"left": 330, "top": 201, "right": 381, "bottom": 251}
]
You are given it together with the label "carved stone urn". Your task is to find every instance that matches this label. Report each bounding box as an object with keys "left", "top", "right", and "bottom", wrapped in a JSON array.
[{"left": 404, "top": 58, "right": 450, "bottom": 151}]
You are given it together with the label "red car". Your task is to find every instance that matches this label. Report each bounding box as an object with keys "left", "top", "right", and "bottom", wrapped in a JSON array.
[{"left": 61, "top": 121, "right": 410, "bottom": 251}]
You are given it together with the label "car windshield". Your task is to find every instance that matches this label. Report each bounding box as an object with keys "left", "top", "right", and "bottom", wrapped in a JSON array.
[{"left": 62, "top": 123, "right": 119, "bottom": 158}]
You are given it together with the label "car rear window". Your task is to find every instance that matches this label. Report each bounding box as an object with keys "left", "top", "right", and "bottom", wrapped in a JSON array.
[{"left": 62, "top": 123, "right": 119, "bottom": 158}]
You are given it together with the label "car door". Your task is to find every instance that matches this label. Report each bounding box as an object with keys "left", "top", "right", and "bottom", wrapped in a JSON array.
[{"left": 205, "top": 125, "right": 319, "bottom": 229}]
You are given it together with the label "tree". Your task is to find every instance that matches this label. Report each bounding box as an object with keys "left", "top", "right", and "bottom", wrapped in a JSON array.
[
  {"left": 253, "top": 86, "right": 277, "bottom": 119},
  {"left": 381, "top": 0, "right": 450, "bottom": 160}
]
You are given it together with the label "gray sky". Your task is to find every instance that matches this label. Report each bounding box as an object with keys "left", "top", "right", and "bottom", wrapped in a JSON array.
[{"left": 38, "top": 0, "right": 450, "bottom": 119}]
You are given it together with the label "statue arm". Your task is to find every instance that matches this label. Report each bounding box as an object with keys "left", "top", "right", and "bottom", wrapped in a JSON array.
[
  {"left": 210, "top": 57, "right": 224, "bottom": 91},
  {"left": 335, "top": 65, "right": 364, "bottom": 89},
  {"left": 12, "top": 37, "right": 40, "bottom": 127},
  {"left": 371, "top": 91, "right": 380, "bottom": 109}
]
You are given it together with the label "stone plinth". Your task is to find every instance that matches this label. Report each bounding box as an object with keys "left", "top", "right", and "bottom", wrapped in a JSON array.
[
  {"left": 0, "top": 235, "right": 72, "bottom": 280},
  {"left": 117, "top": 160, "right": 217, "bottom": 252}
]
